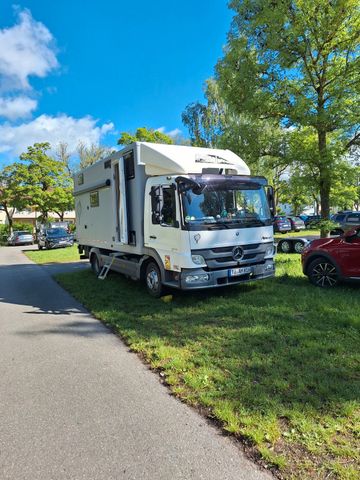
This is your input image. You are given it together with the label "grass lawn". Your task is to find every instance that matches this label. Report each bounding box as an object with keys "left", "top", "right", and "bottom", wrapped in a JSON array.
[
  {"left": 25, "top": 245, "right": 79, "bottom": 264},
  {"left": 274, "top": 230, "right": 320, "bottom": 239},
  {"left": 47, "top": 252, "right": 358, "bottom": 479}
]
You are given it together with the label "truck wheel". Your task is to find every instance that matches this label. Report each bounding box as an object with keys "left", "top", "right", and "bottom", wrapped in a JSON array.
[
  {"left": 307, "top": 258, "right": 339, "bottom": 288},
  {"left": 145, "top": 262, "right": 163, "bottom": 298},
  {"left": 278, "top": 240, "right": 292, "bottom": 253},
  {"left": 91, "top": 254, "right": 100, "bottom": 276},
  {"left": 294, "top": 240, "right": 305, "bottom": 254}
]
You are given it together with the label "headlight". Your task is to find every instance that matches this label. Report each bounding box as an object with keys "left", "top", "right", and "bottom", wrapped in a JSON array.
[
  {"left": 191, "top": 254, "right": 206, "bottom": 265},
  {"left": 264, "top": 245, "right": 275, "bottom": 258},
  {"left": 185, "top": 274, "right": 209, "bottom": 284}
]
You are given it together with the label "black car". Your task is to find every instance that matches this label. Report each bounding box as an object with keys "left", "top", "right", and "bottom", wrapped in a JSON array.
[
  {"left": 304, "top": 215, "right": 321, "bottom": 228},
  {"left": 38, "top": 227, "right": 74, "bottom": 250}
]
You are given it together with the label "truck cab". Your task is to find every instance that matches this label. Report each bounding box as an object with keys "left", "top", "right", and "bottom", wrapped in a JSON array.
[{"left": 143, "top": 173, "right": 275, "bottom": 295}]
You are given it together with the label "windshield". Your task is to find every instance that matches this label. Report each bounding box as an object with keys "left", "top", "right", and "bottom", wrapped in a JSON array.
[
  {"left": 46, "top": 228, "right": 68, "bottom": 236},
  {"left": 181, "top": 182, "right": 271, "bottom": 230}
]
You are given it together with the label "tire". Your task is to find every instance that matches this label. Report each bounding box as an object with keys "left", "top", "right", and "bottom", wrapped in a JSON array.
[
  {"left": 145, "top": 261, "right": 163, "bottom": 298},
  {"left": 294, "top": 240, "right": 305, "bottom": 254},
  {"left": 307, "top": 258, "right": 339, "bottom": 288},
  {"left": 278, "top": 240, "right": 292, "bottom": 253},
  {"left": 38, "top": 244, "right": 43, "bottom": 250},
  {"left": 90, "top": 254, "right": 100, "bottom": 276}
]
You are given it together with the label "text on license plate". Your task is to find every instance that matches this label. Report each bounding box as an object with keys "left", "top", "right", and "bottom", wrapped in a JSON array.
[{"left": 228, "top": 266, "right": 252, "bottom": 277}]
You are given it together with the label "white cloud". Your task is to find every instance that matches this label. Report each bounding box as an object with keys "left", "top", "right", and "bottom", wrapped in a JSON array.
[
  {"left": 156, "top": 126, "right": 182, "bottom": 138},
  {"left": 0, "top": 9, "right": 59, "bottom": 91},
  {"left": 0, "top": 114, "right": 114, "bottom": 156},
  {"left": 0, "top": 96, "right": 38, "bottom": 120}
]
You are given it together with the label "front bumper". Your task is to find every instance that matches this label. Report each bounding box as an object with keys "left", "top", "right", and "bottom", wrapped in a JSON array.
[
  {"left": 48, "top": 241, "right": 74, "bottom": 249},
  {"left": 177, "top": 259, "right": 275, "bottom": 290}
]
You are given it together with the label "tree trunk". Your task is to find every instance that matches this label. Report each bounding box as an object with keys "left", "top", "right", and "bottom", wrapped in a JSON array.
[
  {"left": 318, "top": 130, "right": 330, "bottom": 238},
  {"left": 4, "top": 205, "right": 14, "bottom": 234}
]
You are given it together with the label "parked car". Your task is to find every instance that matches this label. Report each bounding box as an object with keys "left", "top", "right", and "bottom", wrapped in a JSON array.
[
  {"left": 331, "top": 211, "right": 360, "bottom": 235},
  {"left": 273, "top": 216, "right": 291, "bottom": 233},
  {"left": 38, "top": 227, "right": 74, "bottom": 250},
  {"left": 7, "top": 230, "right": 34, "bottom": 246},
  {"left": 287, "top": 216, "right": 305, "bottom": 232},
  {"left": 304, "top": 215, "right": 321, "bottom": 228},
  {"left": 302, "top": 226, "right": 360, "bottom": 287}
]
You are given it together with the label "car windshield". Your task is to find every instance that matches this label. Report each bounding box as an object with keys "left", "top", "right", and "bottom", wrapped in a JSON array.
[
  {"left": 46, "top": 228, "right": 68, "bottom": 236},
  {"left": 181, "top": 181, "right": 271, "bottom": 230},
  {"left": 16, "top": 231, "right": 30, "bottom": 235}
]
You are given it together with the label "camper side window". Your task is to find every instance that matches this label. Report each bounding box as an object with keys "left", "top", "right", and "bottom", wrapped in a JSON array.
[
  {"left": 161, "top": 187, "right": 176, "bottom": 226},
  {"left": 151, "top": 186, "right": 177, "bottom": 227}
]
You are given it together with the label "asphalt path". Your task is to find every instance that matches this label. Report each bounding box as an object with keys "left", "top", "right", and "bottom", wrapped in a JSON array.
[{"left": 0, "top": 246, "right": 272, "bottom": 480}]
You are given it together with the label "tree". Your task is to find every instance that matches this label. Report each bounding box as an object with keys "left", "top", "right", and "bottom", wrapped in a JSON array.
[
  {"left": 18, "top": 143, "right": 74, "bottom": 221},
  {"left": 217, "top": 0, "right": 360, "bottom": 236},
  {"left": 76, "top": 141, "right": 112, "bottom": 170},
  {"left": 0, "top": 165, "right": 29, "bottom": 233},
  {"left": 118, "top": 127, "right": 173, "bottom": 145},
  {"left": 182, "top": 78, "right": 292, "bottom": 204}
]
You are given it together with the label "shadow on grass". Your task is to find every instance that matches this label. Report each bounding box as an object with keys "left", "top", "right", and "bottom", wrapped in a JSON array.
[{"left": 55, "top": 269, "right": 360, "bottom": 416}]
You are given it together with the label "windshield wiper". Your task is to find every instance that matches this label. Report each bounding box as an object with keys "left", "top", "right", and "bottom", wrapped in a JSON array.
[{"left": 212, "top": 221, "right": 231, "bottom": 229}]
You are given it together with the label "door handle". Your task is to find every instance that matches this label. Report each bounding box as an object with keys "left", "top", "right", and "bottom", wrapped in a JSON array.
[{"left": 149, "top": 235, "right": 157, "bottom": 239}]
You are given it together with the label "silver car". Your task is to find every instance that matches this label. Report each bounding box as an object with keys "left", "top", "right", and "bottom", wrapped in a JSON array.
[
  {"left": 7, "top": 230, "right": 34, "bottom": 246},
  {"left": 332, "top": 212, "right": 360, "bottom": 235}
]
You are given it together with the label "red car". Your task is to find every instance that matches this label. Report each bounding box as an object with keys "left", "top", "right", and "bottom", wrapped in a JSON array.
[{"left": 302, "top": 226, "right": 360, "bottom": 287}]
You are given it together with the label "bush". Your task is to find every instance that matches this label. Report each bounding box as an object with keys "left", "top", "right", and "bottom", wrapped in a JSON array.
[{"left": 0, "top": 222, "right": 34, "bottom": 245}]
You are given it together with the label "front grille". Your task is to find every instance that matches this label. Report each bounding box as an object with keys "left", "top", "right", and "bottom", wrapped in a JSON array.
[
  {"left": 211, "top": 243, "right": 260, "bottom": 254},
  {"left": 193, "top": 243, "right": 272, "bottom": 270}
]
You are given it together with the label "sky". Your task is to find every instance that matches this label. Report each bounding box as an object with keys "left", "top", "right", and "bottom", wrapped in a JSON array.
[{"left": 0, "top": 0, "right": 233, "bottom": 164}]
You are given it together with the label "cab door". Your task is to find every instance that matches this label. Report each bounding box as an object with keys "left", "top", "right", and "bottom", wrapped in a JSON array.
[{"left": 145, "top": 183, "right": 182, "bottom": 269}]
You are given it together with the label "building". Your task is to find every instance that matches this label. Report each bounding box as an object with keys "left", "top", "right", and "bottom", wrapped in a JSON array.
[{"left": 0, "top": 208, "right": 75, "bottom": 230}]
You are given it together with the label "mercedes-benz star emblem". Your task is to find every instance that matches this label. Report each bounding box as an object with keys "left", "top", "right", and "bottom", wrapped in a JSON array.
[{"left": 232, "top": 246, "right": 244, "bottom": 261}]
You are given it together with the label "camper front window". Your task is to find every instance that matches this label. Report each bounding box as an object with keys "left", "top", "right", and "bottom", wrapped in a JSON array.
[{"left": 181, "top": 182, "right": 271, "bottom": 230}]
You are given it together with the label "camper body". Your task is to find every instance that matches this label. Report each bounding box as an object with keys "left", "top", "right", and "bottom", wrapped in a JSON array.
[{"left": 74, "top": 142, "right": 275, "bottom": 296}]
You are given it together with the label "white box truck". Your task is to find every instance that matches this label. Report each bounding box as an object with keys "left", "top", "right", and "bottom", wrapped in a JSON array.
[{"left": 74, "top": 142, "right": 276, "bottom": 296}]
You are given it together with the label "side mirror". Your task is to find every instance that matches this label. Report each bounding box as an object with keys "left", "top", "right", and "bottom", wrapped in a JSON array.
[
  {"left": 266, "top": 186, "right": 276, "bottom": 216},
  {"left": 344, "top": 229, "right": 358, "bottom": 242}
]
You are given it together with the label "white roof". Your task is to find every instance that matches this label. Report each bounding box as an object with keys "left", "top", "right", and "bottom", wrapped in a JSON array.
[{"left": 137, "top": 142, "right": 250, "bottom": 176}]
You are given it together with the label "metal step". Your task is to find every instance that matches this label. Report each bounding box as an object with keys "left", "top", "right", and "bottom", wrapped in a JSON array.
[{"left": 97, "top": 253, "right": 123, "bottom": 280}]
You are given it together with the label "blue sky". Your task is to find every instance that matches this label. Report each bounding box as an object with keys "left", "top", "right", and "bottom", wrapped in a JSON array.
[{"left": 0, "top": 1, "right": 232, "bottom": 163}]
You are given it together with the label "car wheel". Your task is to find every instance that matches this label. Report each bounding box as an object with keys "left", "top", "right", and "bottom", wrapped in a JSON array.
[
  {"left": 38, "top": 244, "right": 43, "bottom": 250},
  {"left": 294, "top": 240, "right": 305, "bottom": 254},
  {"left": 278, "top": 240, "right": 292, "bottom": 253},
  {"left": 145, "top": 261, "right": 163, "bottom": 298},
  {"left": 307, "top": 258, "right": 339, "bottom": 288},
  {"left": 90, "top": 254, "right": 100, "bottom": 276}
]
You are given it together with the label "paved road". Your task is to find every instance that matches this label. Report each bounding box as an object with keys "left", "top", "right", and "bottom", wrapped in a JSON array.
[{"left": 0, "top": 246, "right": 272, "bottom": 480}]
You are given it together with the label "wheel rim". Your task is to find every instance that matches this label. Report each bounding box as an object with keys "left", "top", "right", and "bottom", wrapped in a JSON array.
[
  {"left": 280, "top": 241, "right": 291, "bottom": 253},
  {"left": 311, "top": 262, "right": 337, "bottom": 287},
  {"left": 294, "top": 241, "right": 304, "bottom": 253},
  {"left": 147, "top": 268, "right": 159, "bottom": 292}
]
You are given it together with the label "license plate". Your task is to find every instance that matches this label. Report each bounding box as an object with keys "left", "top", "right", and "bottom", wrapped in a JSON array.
[{"left": 228, "top": 266, "right": 252, "bottom": 277}]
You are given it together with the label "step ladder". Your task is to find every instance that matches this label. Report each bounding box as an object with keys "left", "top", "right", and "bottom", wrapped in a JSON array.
[{"left": 97, "top": 253, "right": 121, "bottom": 280}]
